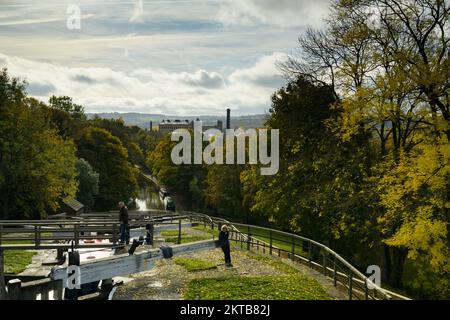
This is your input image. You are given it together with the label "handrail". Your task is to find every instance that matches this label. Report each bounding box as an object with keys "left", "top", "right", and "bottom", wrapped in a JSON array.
[
  {"left": 0, "top": 212, "right": 190, "bottom": 251},
  {"left": 180, "top": 210, "right": 407, "bottom": 300},
  {"left": 0, "top": 210, "right": 409, "bottom": 300}
]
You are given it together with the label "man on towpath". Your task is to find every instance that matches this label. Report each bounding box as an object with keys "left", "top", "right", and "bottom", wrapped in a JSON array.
[{"left": 118, "top": 201, "right": 130, "bottom": 245}]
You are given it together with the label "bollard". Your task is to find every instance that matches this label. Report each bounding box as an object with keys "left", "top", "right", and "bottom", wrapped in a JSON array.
[{"left": 7, "top": 279, "right": 22, "bottom": 300}]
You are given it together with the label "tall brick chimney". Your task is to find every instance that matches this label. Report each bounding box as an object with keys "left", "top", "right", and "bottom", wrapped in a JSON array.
[{"left": 226, "top": 108, "right": 231, "bottom": 129}]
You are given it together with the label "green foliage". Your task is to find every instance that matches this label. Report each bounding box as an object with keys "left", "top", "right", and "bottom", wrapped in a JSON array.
[
  {"left": 182, "top": 275, "right": 331, "bottom": 300},
  {"left": 49, "top": 95, "right": 86, "bottom": 120},
  {"left": 174, "top": 258, "right": 217, "bottom": 272},
  {"left": 204, "top": 164, "right": 243, "bottom": 217},
  {"left": 77, "top": 127, "right": 138, "bottom": 210},
  {"left": 75, "top": 158, "right": 99, "bottom": 210},
  {"left": 0, "top": 69, "right": 79, "bottom": 219},
  {"left": 146, "top": 133, "right": 206, "bottom": 207},
  {"left": 90, "top": 117, "right": 148, "bottom": 166}
]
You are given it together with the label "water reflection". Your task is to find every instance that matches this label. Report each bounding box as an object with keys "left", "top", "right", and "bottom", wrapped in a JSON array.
[{"left": 135, "top": 187, "right": 164, "bottom": 211}]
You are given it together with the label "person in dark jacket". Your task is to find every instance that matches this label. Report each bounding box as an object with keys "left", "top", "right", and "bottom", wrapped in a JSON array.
[
  {"left": 219, "top": 225, "right": 232, "bottom": 267},
  {"left": 118, "top": 201, "right": 130, "bottom": 244}
]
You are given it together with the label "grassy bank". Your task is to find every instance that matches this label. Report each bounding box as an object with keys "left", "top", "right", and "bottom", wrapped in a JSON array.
[{"left": 182, "top": 275, "right": 331, "bottom": 300}]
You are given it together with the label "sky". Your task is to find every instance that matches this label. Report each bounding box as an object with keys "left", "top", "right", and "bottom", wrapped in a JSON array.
[{"left": 0, "top": 0, "right": 329, "bottom": 116}]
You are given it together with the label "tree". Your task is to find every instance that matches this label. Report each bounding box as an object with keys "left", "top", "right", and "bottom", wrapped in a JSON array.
[
  {"left": 91, "top": 117, "right": 148, "bottom": 167},
  {"left": 374, "top": 134, "right": 450, "bottom": 292},
  {"left": 75, "top": 158, "right": 99, "bottom": 211},
  {"left": 204, "top": 164, "right": 244, "bottom": 218},
  {"left": 278, "top": 0, "right": 450, "bottom": 296},
  {"left": 0, "top": 69, "right": 78, "bottom": 219},
  {"left": 77, "top": 127, "right": 138, "bottom": 210},
  {"left": 49, "top": 95, "right": 86, "bottom": 120}
]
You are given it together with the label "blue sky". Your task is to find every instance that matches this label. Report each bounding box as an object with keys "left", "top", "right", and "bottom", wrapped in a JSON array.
[{"left": 0, "top": 0, "right": 329, "bottom": 115}]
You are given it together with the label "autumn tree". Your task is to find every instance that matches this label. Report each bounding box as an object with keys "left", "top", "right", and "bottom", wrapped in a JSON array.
[
  {"left": 77, "top": 127, "right": 138, "bottom": 210},
  {"left": 0, "top": 69, "right": 78, "bottom": 219},
  {"left": 75, "top": 158, "right": 99, "bottom": 212}
]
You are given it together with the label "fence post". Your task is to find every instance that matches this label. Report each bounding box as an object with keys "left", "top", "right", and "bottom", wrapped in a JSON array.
[
  {"left": 240, "top": 233, "right": 243, "bottom": 249},
  {"left": 333, "top": 259, "right": 337, "bottom": 287},
  {"left": 247, "top": 226, "right": 251, "bottom": 251},
  {"left": 291, "top": 235, "right": 295, "bottom": 261},
  {"left": 0, "top": 230, "right": 6, "bottom": 300},
  {"left": 323, "top": 253, "right": 327, "bottom": 275},
  {"left": 364, "top": 279, "right": 369, "bottom": 300},
  {"left": 74, "top": 224, "right": 79, "bottom": 247},
  {"left": 178, "top": 218, "right": 182, "bottom": 245},
  {"left": 34, "top": 225, "right": 39, "bottom": 248},
  {"left": 112, "top": 223, "right": 117, "bottom": 244},
  {"left": 7, "top": 279, "right": 22, "bottom": 300},
  {"left": 308, "top": 242, "right": 312, "bottom": 268},
  {"left": 269, "top": 230, "right": 273, "bottom": 256},
  {"left": 348, "top": 271, "right": 353, "bottom": 300}
]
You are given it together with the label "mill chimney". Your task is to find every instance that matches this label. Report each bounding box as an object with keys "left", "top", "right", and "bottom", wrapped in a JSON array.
[{"left": 226, "top": 108, "right": 231, "bottom": 129}]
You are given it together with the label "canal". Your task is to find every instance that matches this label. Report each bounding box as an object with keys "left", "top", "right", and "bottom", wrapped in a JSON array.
[{"left": 133, "top": 182, "right": 189, "bottom": 212}]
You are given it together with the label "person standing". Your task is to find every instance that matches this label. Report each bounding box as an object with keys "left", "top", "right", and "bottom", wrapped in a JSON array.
[
  {"left": 219, "top": 225, "right": 232, "bottom": 267},
  {"left": 118, "top": 201, "right": 130, "bottom": 244}
]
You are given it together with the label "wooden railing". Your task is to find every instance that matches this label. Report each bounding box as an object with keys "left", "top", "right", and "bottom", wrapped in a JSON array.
[{"left": 0, "top": 211, "right": 190, "bottom": 251}]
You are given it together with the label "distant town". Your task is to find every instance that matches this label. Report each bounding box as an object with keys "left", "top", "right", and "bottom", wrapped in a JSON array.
[{"left": 87, "top": 112, "right": 268, "bottom": 131}]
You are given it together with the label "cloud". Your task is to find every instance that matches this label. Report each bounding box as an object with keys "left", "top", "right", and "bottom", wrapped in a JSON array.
[
  {"left": 179, "top": 70, "right": 225, "bottom": 89},
  {"left": 217, "top": 0, "right": 330, "bottom": 28},
  {"left": 229, "top": 52, "right": 288, "bottom": 87},
  {"left": 0, "top": 52, "right": 286, "bottom": 115}
]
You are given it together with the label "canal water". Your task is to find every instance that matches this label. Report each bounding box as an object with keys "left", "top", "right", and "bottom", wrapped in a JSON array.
[
  {"left": 133, "top": 183, "right": 189, "bottom": 212},
  {"left": 134, "top": 187, "right": 164, "bottom": 211}
]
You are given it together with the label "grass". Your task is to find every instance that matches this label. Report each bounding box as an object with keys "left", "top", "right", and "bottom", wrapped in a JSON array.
[
  {"left": 182, "top": 275, "right": 332, "bottom": 300},
  {"left": 2, "top": 238, "right": 36, "bottom": 274},
  {"left": 192, "top": 225, "right": 218, "bottom": 237},
  {"left": 1, "top": 232, "right": 53, "bottom": 275},
  {"left": 160, "top": 230, "right": 187, "bottom": 237},
  {"left": 4, "top": 251, "right": 36, "bottom": 274},
  {"left": 165, "top": 235, "right": 211, "bottom": 244},
  {"left": 235, "top": 226, "right": 307, "bottom": 256},
  {"left": 238, "top": 251, "right": 300, "bottom": 275},
  {"left": 174, "top": 257, "right": 218, "bottom": 272}
]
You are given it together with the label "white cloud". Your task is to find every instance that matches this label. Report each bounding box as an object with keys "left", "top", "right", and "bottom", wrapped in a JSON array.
[
  {"left": 229, "top": 52, "right": 287, "bottom": 87},
  {"left": 218, "top": 0, "right": 330, "bottom": 28},
  {"left": 0, "top": 52, "right": 286, "bottom": 115}
]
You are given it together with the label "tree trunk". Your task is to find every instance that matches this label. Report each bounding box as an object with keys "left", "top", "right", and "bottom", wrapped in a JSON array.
[{"left": 391, "top": 247, "right": 408, "bottom": 287}]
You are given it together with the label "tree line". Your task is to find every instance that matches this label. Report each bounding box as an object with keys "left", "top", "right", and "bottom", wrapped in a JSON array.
[
  {"left": 0, "top": 69, "right": 159, "bottom": 218},
  {"left": 147, "top": 0, "right": 449, "bottom": 299}
]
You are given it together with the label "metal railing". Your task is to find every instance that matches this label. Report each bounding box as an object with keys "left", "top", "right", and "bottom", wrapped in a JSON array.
[
  {"left": 0, "top": 210, "right": 410, "bottom": 300},
  {"left": 181, "top": 211, "right": 410, "bottom": 301}
]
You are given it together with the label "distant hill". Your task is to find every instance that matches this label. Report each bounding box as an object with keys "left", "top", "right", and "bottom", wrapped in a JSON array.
[{"left": 87, "top": 112, "right": 269, "bottom": 130}]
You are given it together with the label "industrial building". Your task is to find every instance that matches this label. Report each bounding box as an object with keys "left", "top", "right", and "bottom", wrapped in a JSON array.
[{"left": 157, "top": 108, "right": 231, "bottom": 134}]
